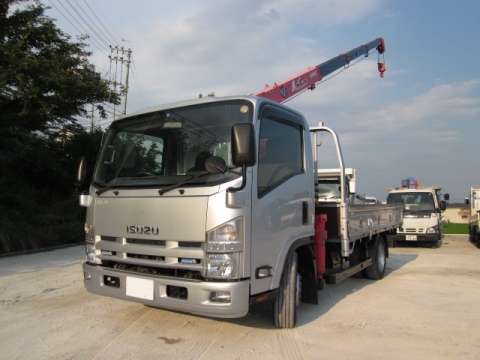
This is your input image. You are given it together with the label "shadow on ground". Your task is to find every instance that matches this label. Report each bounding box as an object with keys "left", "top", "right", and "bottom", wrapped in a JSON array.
[
  {"left": 228, "top": 252, "right": 417, "bottom": 329},
  {"left": 393, "top": 241, "right": 440, "bottom": 249}
]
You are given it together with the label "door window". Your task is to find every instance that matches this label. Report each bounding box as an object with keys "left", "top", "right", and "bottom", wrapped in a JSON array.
[{"left": 257, "top": 115, "right": 303, "bottom": 197}]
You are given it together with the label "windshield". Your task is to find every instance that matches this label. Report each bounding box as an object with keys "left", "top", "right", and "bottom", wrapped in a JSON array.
[
  {"left": 387, "top": 192, "right": 436, "bottom": 212},
  {"left": 94, "top": 100, "right": 253, "bottom": 187}
]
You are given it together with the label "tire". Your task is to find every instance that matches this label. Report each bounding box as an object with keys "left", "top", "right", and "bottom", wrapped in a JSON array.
[
  {"left": 475, "top": 232, "right": 480, "bottom": 247},
  {"left": 432, "top": 237, "right": 442, "bottom": 248},
  {"left": 364, "top": 237, "right": 387, "bottom": 280},
  {"left": 274, "top": 252, "right": 300, "bottom": 329}
]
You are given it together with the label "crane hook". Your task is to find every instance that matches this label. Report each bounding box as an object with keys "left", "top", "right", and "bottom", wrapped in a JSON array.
[{"left": 377, "top": 62, "right": 386, "bottom": 78}]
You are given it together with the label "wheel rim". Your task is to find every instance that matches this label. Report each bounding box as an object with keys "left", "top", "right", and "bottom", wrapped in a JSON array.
[{"left": 377, "top": 240, "right": 386, "bottom": 271}]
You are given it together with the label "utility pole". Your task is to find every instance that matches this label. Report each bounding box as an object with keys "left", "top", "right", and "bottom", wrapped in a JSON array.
[
  {"left": 90, "top": 104, "right": 95, "bottom": 133},
  {"left": 112, "top": 45, "right": 119, "bottom": 120},
  {"left": 123, "top": 48, "right": 132, "bottom": 115},
  {"left": 105, "top": 45, "right": 133, "bottom": 122}
]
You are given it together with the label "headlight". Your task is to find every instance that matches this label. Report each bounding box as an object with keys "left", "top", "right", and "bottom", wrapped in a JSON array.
[
  {"left": 85, "top": 244, "right": 101, "bottom": 264},
  {"left": 426, "top": 226, "right": 438, "bottom": 234},
  {"left": 206, "top": 218, "right": 243, "bottom": 253},
  {"left": 205, "top": 218, "right": 243, "bottom": 279},
  {"left": 206, "top": 254, "right": 236, "bottom": 279},
  {"left": 84, "top": 224, "right": 101, "bottom": 264},
  {"left": 84, "top": 223, "right": 95, "bottom": 244}
]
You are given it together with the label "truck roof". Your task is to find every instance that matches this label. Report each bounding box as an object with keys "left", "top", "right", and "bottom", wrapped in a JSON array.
[
  {"left": 388, "top": 186, "right": 441, "bottom": 194},
  {"left": 110, "top": 95, "right": 306, "bottom": 126}
]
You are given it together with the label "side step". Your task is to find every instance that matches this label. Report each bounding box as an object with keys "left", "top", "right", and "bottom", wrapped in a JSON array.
[{"left": 325, "top": 258, "right": 373, "bottom": 284}]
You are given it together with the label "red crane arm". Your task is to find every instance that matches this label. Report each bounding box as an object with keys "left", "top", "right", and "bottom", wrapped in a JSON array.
[{"left": 254, "top": 37, "right": 386, "bottom": 103}]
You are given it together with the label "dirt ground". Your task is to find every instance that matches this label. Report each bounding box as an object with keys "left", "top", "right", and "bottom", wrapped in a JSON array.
[{"left": 1, "top": 235, "right": 479, "bottom": 360}]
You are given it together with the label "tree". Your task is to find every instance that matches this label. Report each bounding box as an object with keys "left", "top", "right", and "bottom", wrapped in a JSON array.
[
  {"left": 0, "top": 1, "right": 118, "bottom": 253},
  {"left": 0, "top": 0, "right": 118, "bottom": 133}
]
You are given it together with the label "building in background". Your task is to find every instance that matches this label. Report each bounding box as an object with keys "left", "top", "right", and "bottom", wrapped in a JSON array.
[{"left": 443, "top": 203, "right": 470, "bottom": 224}]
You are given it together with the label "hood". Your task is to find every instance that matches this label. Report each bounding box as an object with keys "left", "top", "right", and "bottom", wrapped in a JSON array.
[{"left": 402, "top": 214, "right": 439, "bottom": 229}]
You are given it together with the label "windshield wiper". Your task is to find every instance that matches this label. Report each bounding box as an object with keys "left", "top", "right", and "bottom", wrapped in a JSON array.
[
  {"left": 158, "top": 165, "right": 242, "bottom": 196},
  {"left": 95, "top": 179, "right": 119, "bottom": 196},
  {"left": 158, "top": 172, "right": 210, "bottom": 195}
]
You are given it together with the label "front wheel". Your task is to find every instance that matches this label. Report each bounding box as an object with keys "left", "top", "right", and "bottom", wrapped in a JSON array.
[
  {"left": 364, "top": 238, "right": 387, "bottom": 280},
  {"left": 274, "top": 252, "right": 300, "bottom": 328},
  {"left": 431, "top": 237, "right": 443, "bottom": 248}
]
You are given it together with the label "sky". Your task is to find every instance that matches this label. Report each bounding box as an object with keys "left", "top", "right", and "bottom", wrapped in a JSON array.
[{"left": 42, "top": 0, "right": 480, "bottom": 201}]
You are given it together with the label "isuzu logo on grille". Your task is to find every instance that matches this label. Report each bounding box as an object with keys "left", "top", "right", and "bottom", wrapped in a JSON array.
[{"left": 126, "top": 225, "right": 159, "bottom": 235}]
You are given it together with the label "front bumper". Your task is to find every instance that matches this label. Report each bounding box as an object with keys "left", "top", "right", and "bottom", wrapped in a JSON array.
[
  {"left": 388, "top": 233, "right": 440, "bottom": 244},
  {"left": 83, "top": 263, "right": 250, "bottom": 318}
]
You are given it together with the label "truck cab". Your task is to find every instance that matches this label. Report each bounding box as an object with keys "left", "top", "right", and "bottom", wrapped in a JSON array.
[
  {"left": 387, "top": 186, "right": 447, "bottom": 246},
  {"left": 80, "top": 96, "right": 316, "bottom": 322}
]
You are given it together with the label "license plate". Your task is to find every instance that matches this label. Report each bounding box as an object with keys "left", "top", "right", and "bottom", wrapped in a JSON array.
[
  {"left": 126, "top": 276, "right": 154, "bottom": 301},
  {"left": 405, "top": 235, "right": 417, "bottom": 241}
]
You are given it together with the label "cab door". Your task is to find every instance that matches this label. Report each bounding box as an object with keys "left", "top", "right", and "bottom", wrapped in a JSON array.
[{"left": 250, "top": 105, "right": 314, "bottom": 295}]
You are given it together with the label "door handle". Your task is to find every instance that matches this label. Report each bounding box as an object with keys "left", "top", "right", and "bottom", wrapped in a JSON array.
[{"left": 302, "top": 201, "right": 309, "bottom": 225}]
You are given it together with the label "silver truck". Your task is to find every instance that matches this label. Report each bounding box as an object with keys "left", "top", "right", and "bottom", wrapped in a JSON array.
[{"left": 78, "top": 96, "right": 402, "bottom": 328}]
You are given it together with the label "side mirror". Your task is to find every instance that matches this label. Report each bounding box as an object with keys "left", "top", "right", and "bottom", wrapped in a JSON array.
[
  {"left": 440, "top": 200, "right": 447, "bottom": 211},
  {"left": 444, "top": 193, "right": 450, "bottom": 201},
  {"left": 465, "top": 198, "right": 470, "bottom": 205},
  {"left": 229, "top": 123, "right": 256, "bottom": 193},
  {"left": 231, "top": 123, "right": 256, "bottom": 167},
  {"left": 77, "top": 156, "right": 87, "bottom": 185},
  {"left": 348, "top": 178, "right": 356, "bottom": 194}
]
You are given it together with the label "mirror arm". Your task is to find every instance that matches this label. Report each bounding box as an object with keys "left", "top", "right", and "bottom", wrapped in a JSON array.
[{"left": 227, "top": 164, "right": 247, "bottom": 193}]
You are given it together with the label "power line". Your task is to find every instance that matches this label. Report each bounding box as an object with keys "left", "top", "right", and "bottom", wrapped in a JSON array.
[
  {"left": 48, "top": 0, "right": 107, "bottom": 54},
  {"left": 81, "top": 0, "right": 120, "bottom": 45},
  {"left": 75, "top": 0, "right": 115, "bottom": 47},
  {"left": 64, "top": 0, "right": 110, "bottom": 48}
]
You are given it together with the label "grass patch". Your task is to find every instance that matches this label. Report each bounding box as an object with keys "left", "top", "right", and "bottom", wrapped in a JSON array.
[{"left": 442, "top": 222, "right": 469, "bottom": 234}]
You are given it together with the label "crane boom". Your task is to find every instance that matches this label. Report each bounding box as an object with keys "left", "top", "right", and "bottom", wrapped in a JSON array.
[{"left": 255, "top": 37, "right": 386, "bottom": 103}]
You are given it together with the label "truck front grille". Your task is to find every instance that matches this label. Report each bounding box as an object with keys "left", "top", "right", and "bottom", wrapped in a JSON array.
[
  {"left": 126, "top": 238, "right": 166, "bottom": 246},
  {"left": 404, "top": 228, "right": 424, "bottom": 233},
  {"left": 96, "top": 235, "right": 204, "bottom": 274},
  {"left": 106, "top": 262, "right": 203, "bottom": 280},
  {"left": 127, "top": 253, "right": 165, "bottom": 262}
]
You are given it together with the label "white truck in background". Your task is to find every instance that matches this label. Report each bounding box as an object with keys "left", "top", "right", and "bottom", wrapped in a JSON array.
[
  {"left": 387, "top": 185, "right": 449, "bottom": 247},
  {"left": 468, "top": 186, "right": 480, "bottom": 246}
]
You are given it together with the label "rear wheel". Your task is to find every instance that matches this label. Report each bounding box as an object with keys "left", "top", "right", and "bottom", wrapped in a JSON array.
[
  {"left": 364, "top": 238, "right": 387, "bottom": 280},
  {"left": 274, "top": 252, "right": 300, "bottom": 328}
]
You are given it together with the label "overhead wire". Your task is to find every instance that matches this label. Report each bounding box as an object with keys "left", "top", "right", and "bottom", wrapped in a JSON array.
[
  {"left": 64, "top": 0, "right": 110, "bottom": 48},
  {"left": 81, "top": 0, "right": 120, "bottom": 45},
  {"left": 74, "top": 0, "right": 116, "bottom": 48},
  {"left": 46, "top": 0, "right": 107, "bottom": 54}
]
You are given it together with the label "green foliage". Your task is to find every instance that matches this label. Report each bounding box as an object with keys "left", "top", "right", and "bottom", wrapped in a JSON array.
[
  {"left": 0, "top": 127, "right": 104, "bottom": 253},
  {"left": 0, "top": 1, "right": 118, "bottom": 132},
  {"left": 0, "top": 1, "right": 114, "bottom": 253},
  {"left": 442, "top": 223, "right": 469, "bottom": 234}
]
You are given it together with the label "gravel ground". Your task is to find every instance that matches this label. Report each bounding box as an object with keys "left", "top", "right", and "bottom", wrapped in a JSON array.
[{"left": 0, "top": 235, "right": 479, "bottom": 360}]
